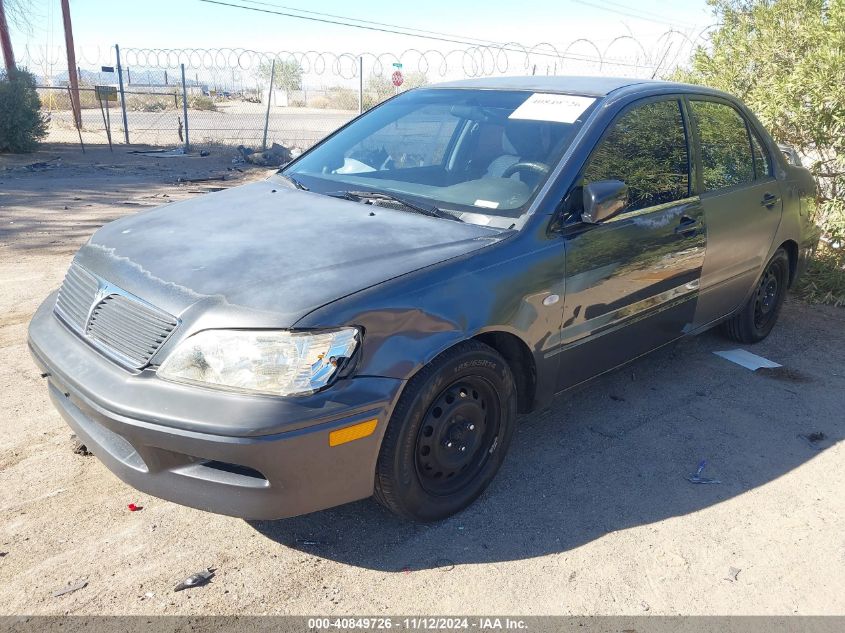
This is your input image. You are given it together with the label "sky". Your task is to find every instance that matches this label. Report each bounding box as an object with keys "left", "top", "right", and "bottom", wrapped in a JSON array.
[
  {"left": 9, "top": 0, "right": 716, "bottom": 82},
  {"left": 11, "top": 0, "right": 714, "bottom": 54}
]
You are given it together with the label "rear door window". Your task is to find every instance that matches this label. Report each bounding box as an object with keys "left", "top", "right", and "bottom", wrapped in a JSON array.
[
  {"left": 582, "top": 99, "right": 690, "bottom": 213},
  {"left": 689, "top": 100, "right": 755, "bottom": 190}
]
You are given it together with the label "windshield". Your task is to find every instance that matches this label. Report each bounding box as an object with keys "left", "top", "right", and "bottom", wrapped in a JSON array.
[{"left": 282, "top": 88, "right": 597, "bottom": 227}]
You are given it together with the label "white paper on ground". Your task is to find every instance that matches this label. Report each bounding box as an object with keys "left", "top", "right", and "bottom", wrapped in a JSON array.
[
  {"left": 713, "top": 349, "right": 782, "bottom": 370},
  {"left": 508, "top": 93, "right": 596, "bottom": 124}
]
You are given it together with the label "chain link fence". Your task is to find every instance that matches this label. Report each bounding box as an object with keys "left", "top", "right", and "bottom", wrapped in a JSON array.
[{"left": 20, "top": 32, "right": 707, "bottom": 152}]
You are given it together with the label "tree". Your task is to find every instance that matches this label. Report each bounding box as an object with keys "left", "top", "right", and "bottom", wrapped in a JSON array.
[
  {"left": 672, "top": 0, "right": 845, "bottom": 243},
  {"left": 258, "top": 59, "right": 303, "bottom": 92},
  {"left": 0, "top": 68, "right": 47, "bottom": 152}
]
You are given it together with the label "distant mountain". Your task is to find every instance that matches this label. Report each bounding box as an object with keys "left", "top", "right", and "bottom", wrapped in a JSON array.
[{"left": 46, "top": 68, "right": 205, "bottom": 87}]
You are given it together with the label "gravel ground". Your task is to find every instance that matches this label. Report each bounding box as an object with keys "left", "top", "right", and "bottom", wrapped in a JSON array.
[{"left": 1, "top": 145, "right": 843, "bottom": 616}]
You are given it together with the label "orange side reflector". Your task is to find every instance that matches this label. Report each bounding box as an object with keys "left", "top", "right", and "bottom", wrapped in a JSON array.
[{"left": 329, "top": 419, "right": 378, "bottom": 447}]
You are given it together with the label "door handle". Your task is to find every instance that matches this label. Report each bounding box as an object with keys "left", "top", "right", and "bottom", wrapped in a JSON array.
[
  {"left": 760, "top": 192, "right": 781, "bottom": 208},
  {"left": 674, "top": 215, "right": 700, "bottom": 237}
]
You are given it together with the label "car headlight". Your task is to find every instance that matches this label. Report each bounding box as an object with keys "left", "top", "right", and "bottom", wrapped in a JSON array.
[{"left": 157, "top": 328, "right": 359, "bottom": 396}]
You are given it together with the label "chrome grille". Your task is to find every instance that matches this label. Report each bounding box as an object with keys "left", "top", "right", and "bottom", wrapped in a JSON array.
[
  {"left": 55, "top": 263, "right": 99, "bottom": 332},
  {"left": 54, "top": 262, "right": 179, "bottom": 370}
]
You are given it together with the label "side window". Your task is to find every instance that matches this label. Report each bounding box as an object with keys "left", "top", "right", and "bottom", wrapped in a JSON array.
[
  {"left": 750, "top": 130, "right": 772, "bottom": 179},
  {"left": 689, "top": 100, "right": 755, "bottom": 190},
  {"left": 583, "top": 99, "right": 690, "bottom": 213}
]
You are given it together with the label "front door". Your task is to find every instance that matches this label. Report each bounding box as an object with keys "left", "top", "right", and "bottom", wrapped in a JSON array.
[
  {"left": 687, "top": 98, "right": 784, "bottom": 327},
  {"left": 555, "top": 97, "right": 706, "bottom": 391}
]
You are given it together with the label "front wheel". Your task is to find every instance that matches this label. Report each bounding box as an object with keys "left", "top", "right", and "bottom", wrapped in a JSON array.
[
  {"left": 374, "top": 340, "right": 517, "bottom": 522},
  {"left": 721, "top": 248, "right": 790, "bottom": 343}
]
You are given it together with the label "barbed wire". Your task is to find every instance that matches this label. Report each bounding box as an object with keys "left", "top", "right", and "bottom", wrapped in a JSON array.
[{"left": 19, "top": 29, "right": 713, "bottom": 83}]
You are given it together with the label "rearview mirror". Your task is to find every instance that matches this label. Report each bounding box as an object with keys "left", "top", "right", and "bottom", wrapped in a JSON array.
[{"left": 582, "top": 179, "right": 628, "bottom": 224}]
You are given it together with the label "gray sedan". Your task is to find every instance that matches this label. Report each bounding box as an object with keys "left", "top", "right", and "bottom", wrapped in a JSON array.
[{"left": 29, "top": 76, "right": 819, "bottom": 522}]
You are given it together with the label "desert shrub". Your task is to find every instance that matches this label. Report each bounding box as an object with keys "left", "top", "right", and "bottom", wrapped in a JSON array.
[
  {"left": 125, "top": 95, "right": 171, "bottom": 112},
  {"left": 795, "top": 243, "right": 845, "bottom": 306},
  {"left": 0, "top": 69, "right": 48, "bottom": 152},
  {"left": 307, "top": 96, "right": 330, "bottom": 109},
  {"left": 188, "top": 95, "right": 218, "bottom": 111},
  {"left": 177, "top": 94, "right": 218, "bottom": 111}
]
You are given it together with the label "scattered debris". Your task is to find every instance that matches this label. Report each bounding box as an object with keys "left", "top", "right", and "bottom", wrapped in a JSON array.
[
  {"left": 640, "top": 600, "right": 651, "bottom": 612},
  {"left": 236, "top": 142, "right": 293, "bottom": 167},
  {"left": 174, "top": 568, "right": 215, "bottom": 592},
  {"left": 176, "top": 175, "right": 226, "bottom": 184},
  {"left": 609, "top": 394, "right": 626, "bottom": 402},
  {"left": 798, "top": 432, "right": 828, "bottom": 451},
  {"left": 0, "top": 552, "right": 7, "bottom": 558},
  {"left": 52, "top": 580, "right": 88, "bottom": 597},
  {"left": 72, "top": 441, "right": 92, "bottom": 457},
  {"left": 186, "top": 187, "right": 225, "bottom": 194},
  {"left": 128, "top": 503, "right": 143, "bottom": 512},
  {"left": 26, "top": 157, "right": 62, "bottom": 171},
  {"left": 713, "top": 349, "right": 781, "bottom": 371},
  {"left": 686, "top": 459, "right": 721, "bottom": 485},
  {"left": 725, "top": 566, "right": 742, "bottom": 582},
  {"left": 128, "top": 148, "right": 185, "bottom": 157},
  {"left": 199, "top": 150, "right": 210, "bottom": 157},
  {"left": 434, "top": 558, "right": 455, "bottom": 571}
]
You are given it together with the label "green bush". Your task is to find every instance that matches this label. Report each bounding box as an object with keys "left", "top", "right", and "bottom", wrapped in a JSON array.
[
  {"left": 0, "top": 69, "right": 48, "bottom": 152},
  {"left": 672, "top": 0, "right": 845, "bottom": 304}
]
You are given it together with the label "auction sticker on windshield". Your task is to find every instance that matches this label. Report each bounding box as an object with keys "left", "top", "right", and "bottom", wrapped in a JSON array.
[{"left": 509, "top": 93, "right": 596, "bottom": 123}]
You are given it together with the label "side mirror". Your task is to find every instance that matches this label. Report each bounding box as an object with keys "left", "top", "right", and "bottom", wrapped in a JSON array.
[{"left": 582, "top": 179, "right": 628, "bottom": 224}]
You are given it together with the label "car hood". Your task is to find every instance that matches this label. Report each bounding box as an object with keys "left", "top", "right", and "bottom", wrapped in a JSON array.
[{"left": 74, "top": 180, "right": 506, "bottom": 325}]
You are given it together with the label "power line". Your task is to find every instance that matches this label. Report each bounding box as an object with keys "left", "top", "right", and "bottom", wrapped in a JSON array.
[
  {"left": 238, "top": 0, "right": 506, "bottom": 47},
  {"left": 589, "top": 0, "right": 699, "bottom": 28},
  {"left": 198, "top": 0, "right": 661, "bottom": 69},
  {"left": 575, "top": 0, "right": 698, "bottom": 29}
]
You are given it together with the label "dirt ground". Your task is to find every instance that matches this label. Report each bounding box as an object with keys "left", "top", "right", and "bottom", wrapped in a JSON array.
[{"left": 1, "top": 144, "right": 843, "bottom": 616}]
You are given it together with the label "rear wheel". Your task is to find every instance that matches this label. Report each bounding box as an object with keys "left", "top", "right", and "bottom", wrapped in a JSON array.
[
  {"left": 374, "top": 340, "right": 517, "bottom": 522},
  {"left": 721, "top": 248, "right": 789, "bottom": 343}
]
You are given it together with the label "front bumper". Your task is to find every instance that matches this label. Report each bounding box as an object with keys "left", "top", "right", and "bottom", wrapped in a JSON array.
[{"left": 28, "top": 293, "right": 405, "bottom": 520}]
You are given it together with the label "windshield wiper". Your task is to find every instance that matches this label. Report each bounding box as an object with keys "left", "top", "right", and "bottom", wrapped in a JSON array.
[
  {"left": 333, "top": 190, "right": 462, "bottom": 222},
  {"left": 278, "top": 173, "right": 308, "bottom": 191}
]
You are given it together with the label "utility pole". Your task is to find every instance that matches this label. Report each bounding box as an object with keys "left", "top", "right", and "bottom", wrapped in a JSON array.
[
  {"left": 0, "top": 0, "right": 16, "bottom": 76},
  {"left": 60, "top": 0, "right": 82, "bottom": 128}
]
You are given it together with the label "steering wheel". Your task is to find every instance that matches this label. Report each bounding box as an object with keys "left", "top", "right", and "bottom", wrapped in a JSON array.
[{"left": 501, "top": 161, "right": 551, "bottom": 179}]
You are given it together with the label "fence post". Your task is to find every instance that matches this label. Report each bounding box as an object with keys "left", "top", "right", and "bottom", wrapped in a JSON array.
[
  {"left": 358, "top": 56, "right": 363, "bottom": 114},
  {"left": 115, "top": 44, "right": 130, "bottom": 144},
  {"left": 261, "top": 58, "right": 275, "bottom": 151},
  {"left": 180, "top": 63, "right": 189, "bottom": 152}
]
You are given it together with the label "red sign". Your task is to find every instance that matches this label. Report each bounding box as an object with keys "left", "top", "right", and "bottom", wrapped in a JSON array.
[{"left": 391, "top": 70, "right": 404, "bottom": 87}]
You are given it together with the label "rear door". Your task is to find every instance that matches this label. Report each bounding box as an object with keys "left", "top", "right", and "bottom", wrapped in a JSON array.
[
  {"left": 556, "top": 97, "right": 706, "bottom": 391},
  {"left": 686, "top": 98, "right": 783, "bottom": 327}
]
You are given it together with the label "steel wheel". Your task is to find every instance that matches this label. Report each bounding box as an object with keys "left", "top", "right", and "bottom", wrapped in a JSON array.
[
  {"left": 721, "top": 247, "right": 790, "bottom": 344},
  {"left": 753, "top": 265, "right": 780, "bottom": 330},
  {"left": 415, "top": 377, "right": 500, "bottom": 496},
  {"left": 374, "top": 340, "right": 517, "bottom": 522}
]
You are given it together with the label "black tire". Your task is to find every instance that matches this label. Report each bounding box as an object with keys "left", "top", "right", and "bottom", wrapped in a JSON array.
[
  {"left": 721, "top": 248, "right": 790, "bottom": 344},
  {"left": 374, "top": 340, "right": 517, "bottom": 522}
]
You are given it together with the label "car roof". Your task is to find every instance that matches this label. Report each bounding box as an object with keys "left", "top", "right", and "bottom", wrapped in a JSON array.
[{"left": 427, "top": 75, "right": 703, "bottom": 98}]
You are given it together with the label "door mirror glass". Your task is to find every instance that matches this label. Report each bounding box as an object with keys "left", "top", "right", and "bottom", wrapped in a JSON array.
[{"left": 582, "top": 179, "right": 628, "bottom": 223}]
